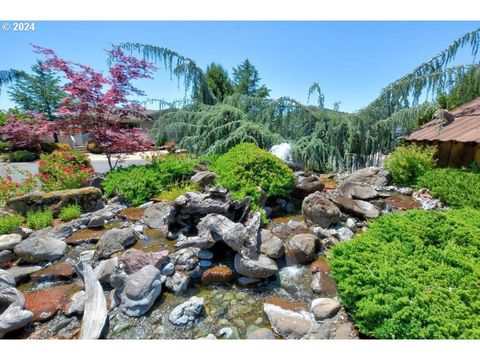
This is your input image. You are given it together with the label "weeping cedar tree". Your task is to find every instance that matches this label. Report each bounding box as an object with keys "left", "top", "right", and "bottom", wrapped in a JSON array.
[
  {"left": 118, "top": 28, "right": 480, "bottom": 171},
  {"left": 0, "top": 69, "right": 23, "bottom": 94},
  {"left": 232, "top": 59, "right": 270, "bottom": 99},
  {"left": 8, "top": 60, "right": 65, "bottom": 142},
  {"left": 308, "top": 82, "right": 325, "bottom": 109}
]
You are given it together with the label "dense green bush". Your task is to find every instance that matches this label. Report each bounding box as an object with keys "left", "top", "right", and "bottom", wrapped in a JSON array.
[
  {"left": 0, "top": 141, "right": 9, "bottom": 153},
  {"left": 103, "top": 155, "right": 196, "bottom": 206},
  {"left": 0, "top": 214, "right": 24, "bottom": 235},
  {"left": 8, "top": 150, "right": 38, "bottom": 162},
  {"left": 211, "top": 143, "right": 295, "bottom": 205},
  {"left": 416, "top": 168, "right": 480, "bottom": 208},
  {"left": 384, "top": 145, "right": 437, "bottom": 186},
  {"left": 330, "top": 209, "right": 480, "bottom": 339},
  {"left": 59, "top": 204, "right": 82, "bottom": 222},
  {"left": 27, "top": 209, "right": 53, "bottom": 230}
]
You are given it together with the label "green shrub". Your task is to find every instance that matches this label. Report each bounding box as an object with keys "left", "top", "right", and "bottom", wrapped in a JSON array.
[
  {"left": 59, "top": 204, "right": 82, "bottom": 222},
  {"left": 26, "top": 209, "right": 53, "bottom": 230},
  {"left": 330, "top": 209, "right": 480, "bottom": 339},
  {"left": 416, "top": 168, "right": 480, "bottom": 208},
  {"left": 0, "top": 141, "right": 9, "bottom": 153},
  {"left": 40, "top": 142, "right": 57, "bottom": 154},
  {"left": 155, "top": 182, "right": 201, "bottom": 202},
  {"left": 8, "top": 150, "right": 38, "bottom": 162},
  {"left": 211, "top": 143, "right": 295, "bottom": 205},
  {"left": 155, "top": 135, "right": 168, "bottom": 147},
  {"left": 384, "top": 145, "right": 437, "bottom": 186},
  {"left": 0, "top": 214, "right": 24, "bottom": 235},
  {"left": 103, "top": 155, "right": 196, "bottom": 206}
]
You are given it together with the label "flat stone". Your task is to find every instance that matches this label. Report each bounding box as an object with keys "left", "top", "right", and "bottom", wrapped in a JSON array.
[
  {"left": 0, "top": 234, "right": 22, "bottom": 251},
  {"left": 7, "top": 265, "right": 43, "bottom": 283},
  {"left": 343, "top": 167, "right": 391, "bottom": 187},
  {"left": 65, "top": 228, "right": 107, "bottom": 245},
  {"left": 310, "top": 298, "right": 341, "bottom": 320},
  {"left": 263, "top": 303, "right": 315, "bottom": 339},
  {"left": 234, "top": 253, "right": 278, "bottom": 279},
  {"left": 329, "top": 194, "right": 380, "bottom": 219},
  {"left": 14, "top": 235, "right": 67, "bottom": 264},
  {"left": 201, "top": 265, "right": 234, "bottom": 285},
  {"left": 30, "top": 261, "right": 75, "bottom": 281},
  {"left": 24, "top": 284, "right": 83, "bottom": 322},
  {"left": 96, "top": 228, "right": 138, "bottom": 259},
  {"left": 338, "top": 181, "right": 379, "bottom": 200},
  {"left": 246, "top": 327, "right": 275, "bottom": 339}
]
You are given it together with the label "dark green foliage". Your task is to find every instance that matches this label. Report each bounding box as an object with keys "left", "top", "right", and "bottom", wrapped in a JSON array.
[
  {"left": 103, "top": 155, "right": 196, "bottom": 206},
  {"left": 8, "top": 150, "right": 38, "bottom": 162},
  {"left": 0, "top": 214, "right": 24, "bottom": 235},
  {"left": 0, "top": 69, "right": 22, "bottom": 94},
  {"left": 27, "top": 209, "right": 53, "bottom": 230},
  {"left": 8, "top": 61, "right": 65, "bottom": 121},
  {"left": 155, "top": 135, "right": 168, "bottom": 147},
  {"left": 205, "top": 63, "right": 234, "bottom": 102},
  {"left": 384, "top": 145, "right": 437, "bottom": 186},
  {"left": 211, "top": 143, "right": 294, "bottom": 205},
  {"left": 0, "top": 141, "right": 9, "bottom": 153},
  {"left": 416, "top": 168, "right": 480, "bottom": 208},
  {"left": 330, "top": 209, "right": 480, "bottom": 339},
  {"left": 308, "top": 82, "right": 325, "bottom": 109},
  {"left": 59, "top": 204, "right": 82, "bottom": 222},
  {"left": 232, "top": 59, "right": 270, "bottom": 98},
  {"left": 437, "top": 65, "right": 480, "bottom": 110}
]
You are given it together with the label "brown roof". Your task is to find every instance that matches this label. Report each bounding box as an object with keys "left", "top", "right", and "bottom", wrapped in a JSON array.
[{"left": 406, "top": 97, "right": 480, "bottom": 143}]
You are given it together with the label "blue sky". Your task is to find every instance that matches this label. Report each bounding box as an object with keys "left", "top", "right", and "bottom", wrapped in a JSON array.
[{"left": 1, "top": 21, "right": 479, "bottom": 112}]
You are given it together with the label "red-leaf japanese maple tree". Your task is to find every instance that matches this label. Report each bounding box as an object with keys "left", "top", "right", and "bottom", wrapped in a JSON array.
[{"left": 34, "top": 45, "right": 156, "bottom": 170}]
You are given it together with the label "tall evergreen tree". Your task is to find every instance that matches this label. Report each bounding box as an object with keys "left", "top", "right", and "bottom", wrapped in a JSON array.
[
  {"left": 232, "top": 59, "right": 270, "bottom": 98},
  {"left": 9, "top": 60, "right": 65, "bottom": 122},
  {"left": 205, "top": 63, "right": 233, "bottom": 102}
]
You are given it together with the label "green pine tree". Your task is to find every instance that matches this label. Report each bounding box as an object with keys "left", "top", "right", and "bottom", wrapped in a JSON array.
[
  {"left": 205, "top": 63, "right": 234, "bottom": 102},
  {"left": 232, "top": 58, "right": 270, "bottom": 98}
]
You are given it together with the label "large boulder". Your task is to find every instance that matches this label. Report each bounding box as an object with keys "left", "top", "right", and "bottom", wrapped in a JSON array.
[
  {"left": 14, "top": 235, "right": 67, "bottom": 264},
  {"left": 142, "top": 202, "right": 174, "bottom": 233},
  {"left": 0, "top": 234, "right": 22, "bottom": 251},
  {"left": 302, "top": 192, "right": 341, "bottom": 228},
  {"left": 173, "top": 190, "right": 231, "bottom": 218},
  {"left": 263, "top": 303, "right": 315, "bottom": 339},
  {"left": 190, "top": 171, "right": 217, "bottom": 187},
  {"left": 293, "top": 174, "right": 325, "bottom": 198},
  {"left": 7, "top": 187, "right": 104, "bottom": 216},
  {"left": 120, "top": 248, "right": 168, "bottom": 274},
  {"left": 96, "top": 228, "right": 138, "bottom": 259},
  {"left": 120, "top": 265, "right": 162, "bottom": 317},
  {"left": 329, "top": 194, "right": 380, "bottom": 219},
  {"left": 168, "top": 296, "right": 204, "bottom": 327},
  {"left": 234, "top": 253, "right": 278, "bottom": 279},
  {"left": 338, "top": 181, "right": 378, "bottom": 200},
  {"left": 285, "top": 234, "right": 317, "bottom": 265},
  {"left": 310, "top": 298, "right": 341, "bottom": 320},
  {"left": 343, "top": 167, "right": 391, "bottom": 187}
]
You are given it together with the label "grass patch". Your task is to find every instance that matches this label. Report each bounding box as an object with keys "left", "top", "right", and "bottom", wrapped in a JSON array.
[
  {"left": 0, "top": 214, "right": 24, "bottom": 235},
  {"left": 59, "top": 204, "right": 82, "bottom": 222},
  {"left": 27, "top": 209, "right": 53, "bottom": 230}
]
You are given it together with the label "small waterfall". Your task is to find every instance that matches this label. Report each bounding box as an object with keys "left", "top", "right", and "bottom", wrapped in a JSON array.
[{"left": 270, "top": 143, "right": 292, "bottom": 163}]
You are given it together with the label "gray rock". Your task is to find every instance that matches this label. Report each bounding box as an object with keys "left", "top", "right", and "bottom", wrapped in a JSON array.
[
  {"left": 173, "top": 191, "right": 230, "bottom": 217},
  {"left": 0, "top": 234, "right": 22, "bottom": 251},
  {"left": 312, "top": 226, "right": 331, "bottom": 239},
  {"left": 13, "top": 235, "right": 66, "bottom": 264},
  {"left": 218, "top": 326, "right": 240, "bottom": 339},
  {"left": 259, "top": 229, "right": 284, "bottom": 259},
  {"left": 165, "top": 271, "right": 190, "bottom": 295},
  {"left": 6, "top": 265, "right": 43, "bottom": 283},
  {"left": 310, "top": 298, "right": 341, "bottom": 320},
  {"left": 120, "top": 265, "right": 162, "bottom": 317},
  {"left": 96, "top": 228, "right": 138, "bottom": 259},
  {"left": 345, "top": 218, "right": 357, "bottom": 231},
  {"left": 171, "top": 247, "right": 199, "bottom": 272},
  {"left": 190, "top": 171, "right": 217, "bottom": 186},
  {"left": 294, "top": 174, "right": 325, "bottom": 197},
  {"left": 0, "top": 250, "right": 14, "bottom": 268},
  {"left": 199, "top": 260, "right": 212, "bottom": 268},
  {"left": 234, "top": 253, "right": 278, "bottom": 279},
  {"left": 338, "top": 181, "right": 378, "bottom": 200},
  {"left": 161, "top": 262, "right": 175, "bottom": 276},
  {"left": 329, "top": 194, "right": 380, "bottom": 219},
  {"left": 94, "top": 258, "right": 118, "bottom": 284},
  {"left": 302, "top": 192, "right": 341, "bottom": 228},
  {"left": 343, "top": 167, "right": 391, "bottom": 187},
  {"left": 87, "top": 211, "right": 114, "bottom": 228},
  {"left": 285, "top": 234, "right": 317, "bottom": 265},
  {"left": 12, "top": 227, "right": 33, "bottom": 239},
  {"left": 168, "top": 296, "right": 204, "bottom": 327},
  {"left": 64, "top": 290, "right": 86, "bottom": 316},
  {"left": 335, "top": 227, "right": 354, "bottom": 241},
  {"left": 142, "top": 201, "right": 174, "bottom": 232},
  {"left": 263, "top": 303, "right": 315, "bottom": 339},
  {"left": 237, "top": 276, "right": 261, "bottom": 286}
]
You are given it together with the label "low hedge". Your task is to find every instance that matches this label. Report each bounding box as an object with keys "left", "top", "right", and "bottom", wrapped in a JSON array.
[
  {"left": 330, "top": 209, "right": 480, "bottom": 339},
  {"left": 8, "top": 150, "right": 38, "bottom": 162}
]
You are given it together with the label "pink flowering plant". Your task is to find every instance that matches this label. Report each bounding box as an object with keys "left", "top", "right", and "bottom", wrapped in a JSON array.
[
  {"left": 34, "top": 45, "right": 156, "bottom": 170},
  {"left": 0, "top": 167, "right": 39, "bottom": 206},
  {"left": 38, "top": 150, "right": 94, "bottom": 191}
]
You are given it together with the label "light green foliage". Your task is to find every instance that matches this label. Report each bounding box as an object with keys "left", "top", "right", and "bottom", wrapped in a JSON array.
[
  {"left": 211, "top": 143, "right": 294, "bottom": 205},
  {"left": 103, "top": 155, "right": 196, "bottom": 206},
  {"left": 59, "top": 204, "right": 82, "bottom": 222},
  {"left": 27, "top": 209, "right": 53, "bottom": 230},
  {"left": 330, "top": 209, "right": 480, "bottom": 339},
  {"left": 416, "top": 168, "right": 480, "bottom": 208},
  {"left": 0, "top": 214, "right": 24, "bottom": 235},
  {"left": 155, "top": 182, "right": 201, "bottom": 202},
  {"left": 384, "top": 145, "right": 437, "bottom": 186}
]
